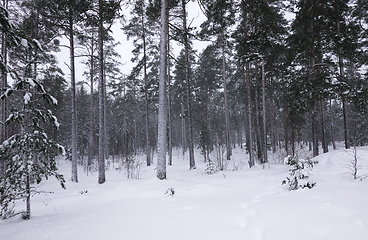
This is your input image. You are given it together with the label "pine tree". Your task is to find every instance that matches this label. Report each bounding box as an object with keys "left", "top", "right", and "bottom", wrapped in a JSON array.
[
  {"left": 157, "top": 0, "right": 168, "bottom": 180},
  {"left": 200, "top": 0, "right": 235, "bottom": 161},
  {"left": 123, "top": 0, "right": 159, "bottom": 167},
  {"left": 0, "top": 13, "right": 65, "bottom": 218}
]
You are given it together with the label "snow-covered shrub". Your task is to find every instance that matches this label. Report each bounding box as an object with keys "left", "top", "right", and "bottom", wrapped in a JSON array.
[
  {"left": 205, "top": 159, "right": 217, "bottom": 175},
  {"left": 282, "top": 156, "right": 318, "bottom": 190},
  {"left": 212, "top": 143, "right": 228, "bottom": 171},
  {"left": 344, "top": 145, "right": 367, "bottom": 181},
  {"left": 123, "top": 155, "right": 143, "bottom": 179}
]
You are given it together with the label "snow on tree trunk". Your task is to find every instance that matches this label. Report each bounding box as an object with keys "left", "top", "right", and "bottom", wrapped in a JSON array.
[
  {"left": 157, "top": 0, "right": 168, "bottom": 180},
  {"left": 69, "top": 6, "right": 78, "bottom": 183}
]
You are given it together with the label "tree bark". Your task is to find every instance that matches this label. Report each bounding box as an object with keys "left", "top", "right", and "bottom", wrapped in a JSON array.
[
  {"left": 222, "top": 31, "right": 231, "bottom": 161},
  {"left": 342, "top": 98, "right": 349, "bottom": 149},
  {"left": 69, "top": 4, "right": 78, "bottom": 183},
  {"left": 312, "top": 104, "right": 319, "bottom": 157},
  {"left": 167, "top": 14, "right": 173, "bottom": 166},
  {"left": 88, "top": 28, "right": 96, "bottom": 170},
  {"left": 261, "top": 60, "right": 267, "bottom": 163},
  {"left": 246, "top": 63, "right": 254, "bottom": 167},
  {"left": 321, "top": 100, "right": 328, "bottom": 153},
  {"left": 181, "top": 95, "right": 186, "bottom": 159},
  {"left": 0, "top": 0, "right": 8, "bottom": 178},
  {"left": 182, "top": 0, "right": 195, "bottom": 170},
  {"left": 98, "top": 0, "right": 106, "bottom": 184},
  {"left": 142, "top": 10, "right": 151, "bottom": 166},
  {"left": 157, "top": 0, "right": 168, "bottom": 180}
]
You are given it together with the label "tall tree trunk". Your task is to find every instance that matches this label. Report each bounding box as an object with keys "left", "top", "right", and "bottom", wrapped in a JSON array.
[
  {"left": 321, "top": 100, "right": 328, "bottom": 153},
  {"left": 181, "top": 95, "right": 186, "bottom": 159},
  {"left": 270, "top": 77, "right": 277, "bottom": 153},
  {"left": 254, "top": 63, "right": 262, "bottom": 162},
  {"left": 142, "top": 11, "right": 151, "bottom": 166},
  {"left": 98, "top": 0, "right": 106, "bottom": 184},
  {"left": 246, "top": 63, "right": 254, "bottom": 167},
  {"left": 103, "top": 70, "right": 108, "bottom": 160},
  {"left": 167, "top": 15, "right": 173, "bottom": 166},
  {"left": 222, "top": 31, "right": 231, "bottom": 161},
  {"left": 337, "top": 16, "right": 349, "bottom": 149},
  {"left": 329, "top": 99, "right": 336, "bottom": 149},
  {"left": 285, "top": 122, "right": 289, "bottom": 155},
  {"left": 88, "top": 28, "right": 95, "bottom": 169},
  {"left": 312, "top": 104, "right": 319, "bottom": 157},
  {"left": 342, "top": 98, "right": 349, "bottom": 148},
  {"left": 0, "top": 0, "right": 8, "bottom": 178},
  {"left": 25, "top": 170, "right": 31, "bottom": 219},
  {"left": 157, "top": 0, "right": 168, "bottom": 180},
  {"left": 69, "top": 5, "right": 78, "bottom": 183},
  {"left": 182, "top": 0, "right": 195, "bottom": 170},
  {"left": 261, "top": 60, "right": 267, "bottom": 163}
]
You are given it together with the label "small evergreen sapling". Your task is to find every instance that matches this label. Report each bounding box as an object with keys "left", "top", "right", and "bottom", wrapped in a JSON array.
[
  {"left": 205, "top": 158, "right": 217, "bottom": 175},
  {"left": 0, "top": 24, "right": 65, "bottom": 219},
  {"left": 282, "top": 156, "right": 318, "bottom": 190}
]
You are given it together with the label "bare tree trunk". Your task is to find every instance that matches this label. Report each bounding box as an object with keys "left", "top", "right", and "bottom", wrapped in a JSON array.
[
  {"left": 270, "top": 77, "right": 277, "bottom": 153},
  {"left": 337, "top": 17, "right": 349, "bottom": 150},
  {"left": 329, "top": 99, "right": 336, "bottom": 150},
  {"left": 321, "top": 100, "right": 328, "bottom": 153},
  {"left": 69, "top": 6, "right": 78, "bottom": 183},
  {"left": 261, "top": 60, "right": 267, "bottom": 163},
  {"left": 342, "top": 98, "right": 349, "bottom": 149},
  {"left": 285, "top": 123, "right": 289, "bottom": 155},
  {"left": 312, "top": 104, "right": 319, "bottom": 157},
  {"left": 157, "top": 0, "right": 168, "bottom": 180},
  {"left": 98, "top": 0, "right": 106, "bottom": 184},
  {"left": 25, "top": 171, "right": 31, "bottom": 219},
  {"left": 182, "top": 0, "right": 195, "bottom": 170},
  {"left": 181, "top": 95, "right": 186, "bottom": 159},
  {"left": 167, "top": 16, "right": 173, "bottom": 166},
  {"left": 246, "top": 63, "right": 254, "bottom": 167},
  {"left": 254, "top": 63, "right": 263, "bottom": 162},
  {"left": 88, "top": 28, "right": 96, "bottom": 169},
  {"left": 142, "top": 10, "right": 151, "bottom": 166},
  {"left": 222, "top": 31, "right": 231, "bottom": 161}
]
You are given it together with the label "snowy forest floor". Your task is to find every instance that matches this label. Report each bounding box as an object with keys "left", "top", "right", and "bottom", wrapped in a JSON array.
[{"left": 1, "top": 145, "right": 368, "bottom": 240}]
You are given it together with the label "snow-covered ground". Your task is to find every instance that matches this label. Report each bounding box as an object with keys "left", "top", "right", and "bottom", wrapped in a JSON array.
[{"left": 1, "top": 146, "right": 368, "bottom": 240}]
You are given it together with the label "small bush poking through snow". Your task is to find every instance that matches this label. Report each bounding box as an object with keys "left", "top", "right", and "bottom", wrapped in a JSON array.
[
  {"left": 282, "top": 156, "right": 318, "bottom": 190},
  {"left": 165, "top": 188, "right": 175, "bottom": 197}
]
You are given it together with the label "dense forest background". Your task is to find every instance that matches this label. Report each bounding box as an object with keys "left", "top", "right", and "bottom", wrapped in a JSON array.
[{"left": 0, "top": 0, "right": 368, "bottom": 184}]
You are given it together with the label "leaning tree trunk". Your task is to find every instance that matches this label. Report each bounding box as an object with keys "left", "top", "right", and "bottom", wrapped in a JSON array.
[
  {"left": 182, "top": 0, "right": 195, "bottom": 170},
  {"left": 98, "top": 0, "right": 106, "bottom": 184},
  {"left": 157, "top": 0, "right": 168, "bottom": 180},
  {"left": 69, "top": 6, "right": 78, "bottom": 183}
]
